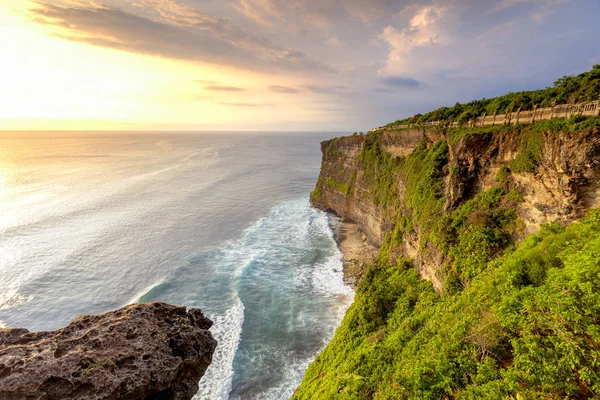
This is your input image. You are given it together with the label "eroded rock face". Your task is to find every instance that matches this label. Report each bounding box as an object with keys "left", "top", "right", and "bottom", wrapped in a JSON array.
[
  {"left": 448, "top": 129, "right": 600, "bottom": 235},
  {"left": 311, "top": 127, "right": 600, "bottom": 290},
  {"left": 0, "top": 303, "right": 217, "bottom": 400}
]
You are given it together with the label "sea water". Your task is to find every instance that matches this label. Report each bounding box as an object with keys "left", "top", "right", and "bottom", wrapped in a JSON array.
[{"left": 0, "top": 131, "right": 354, "bottom": 399}]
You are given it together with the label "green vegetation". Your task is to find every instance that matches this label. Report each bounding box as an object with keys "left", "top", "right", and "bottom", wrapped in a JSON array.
[
  {"left": 294, "top": 209, "right": 600, "bottom": 399},
  {"left": 506, "top": 189, "right": 524, "bottom": 203},
  {"left": 432, "top": 188, "right": 517, "bottom": 291},
  {"left": 311, "top": 186, "right": 322, "bottom": 201},
  {"left": 384, "top": 65, "right": 600, "bottom": 128},
  {"left": 446, "top": 115, "right": 600, "bottom": 144},
  {"left": 495, "top": 166, "right": 511, "bottom": 183},
  {"left": 300, "top": 107, "right": 600, "bottom": 397},
  {"left": 357, "top": 132, "right": 516, "bottom": 291},
  {"left": 359, "top": 133, "right": 447, "bottom": 225},
  {"left": 510, "top": 130, "right": 543, "bottom": 173},
  {"left": 359, "top": 134, "right": 403, "bottom": 209},
  {"left": 326, "top": 177, "right": 352, "bottom": 196}
]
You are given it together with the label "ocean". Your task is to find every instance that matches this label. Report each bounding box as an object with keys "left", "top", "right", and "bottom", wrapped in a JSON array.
[{"left": 0, "top": 131, "right": 354, "bottom": 399}]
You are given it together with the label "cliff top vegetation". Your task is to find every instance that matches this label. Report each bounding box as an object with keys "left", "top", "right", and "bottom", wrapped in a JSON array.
[{"left": 384, "top": 65, "right": 600, "bottom": 128}]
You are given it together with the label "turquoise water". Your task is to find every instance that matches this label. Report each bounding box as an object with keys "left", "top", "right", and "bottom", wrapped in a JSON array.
[{"left": 0, "top": 131, "right": 353, "bottom": 399}]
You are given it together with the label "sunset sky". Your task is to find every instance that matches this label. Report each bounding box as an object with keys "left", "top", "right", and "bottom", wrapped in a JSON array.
[{"left": 0, "top": 0, "right": 598, "bottom": 131}]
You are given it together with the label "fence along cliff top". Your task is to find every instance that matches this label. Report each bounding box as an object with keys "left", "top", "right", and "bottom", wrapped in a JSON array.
[{"left": 373, "top": 99, "right": 600, "bottom": 131}]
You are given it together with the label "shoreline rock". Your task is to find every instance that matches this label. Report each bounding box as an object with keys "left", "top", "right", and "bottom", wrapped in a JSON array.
[
  {"left": 0, "top": 302, "right": 217, "bottom": 400},
  {"left": 333, "top": 218, "right": 376, "bottom": 288}
]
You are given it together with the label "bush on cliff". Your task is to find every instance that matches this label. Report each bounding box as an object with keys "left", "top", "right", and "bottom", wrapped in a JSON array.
[{"left": 294, "top": 209, "right": 600, "bottom": 399}]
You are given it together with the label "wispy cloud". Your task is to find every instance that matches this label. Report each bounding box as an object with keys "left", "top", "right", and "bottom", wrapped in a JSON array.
[
  {"left": 302, "top": 85, "right": 348, "bottom": 94},
  {"left": 219, "top": 102, "right": 273, "bottom": 107},
  {"left": 129, "top": 0, "right": 205, "bottom": 26},
  {"left": 381, "top": 76, "right": 422, "bottom": 88},
  {"left": 491, "top": 0, "right": 568, "bottom": 13},
  {"left": 268, "top": 85, "right": 300, "bottom": 94},
  {"left": 205, "top": 85, "right": 245, "bottom": 92},
  {"left": 26, "top": 1, "right": 331, "bottom": 73},
  {"left": 193, "top": 79, "right": 217, "bottom": 85}
]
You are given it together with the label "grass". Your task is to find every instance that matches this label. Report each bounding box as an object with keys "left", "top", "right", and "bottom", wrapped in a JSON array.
[{"left": 294, "top": 209, "right": 600, "bottom": 399}]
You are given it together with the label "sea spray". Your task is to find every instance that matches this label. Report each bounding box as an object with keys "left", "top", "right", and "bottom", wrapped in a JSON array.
[{"left": 196, "top": 297, "right": 245, "bottom": 399}]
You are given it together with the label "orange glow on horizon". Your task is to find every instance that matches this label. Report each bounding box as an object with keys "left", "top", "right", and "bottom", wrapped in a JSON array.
[{"left": 0, "top": 2, "right": 326, "bottom": 131}]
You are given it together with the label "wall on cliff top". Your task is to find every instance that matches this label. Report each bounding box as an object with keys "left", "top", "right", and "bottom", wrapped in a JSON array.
[{"left": 310, "top": 122, "right": 600, "bottom": 291}]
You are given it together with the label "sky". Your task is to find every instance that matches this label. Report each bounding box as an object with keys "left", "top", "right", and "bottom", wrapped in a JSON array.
[{"left": 0, "top": 0, "right": 598, "bottom": 131}]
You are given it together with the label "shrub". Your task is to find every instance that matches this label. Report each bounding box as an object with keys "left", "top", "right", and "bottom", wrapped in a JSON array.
[{"left": 496, "top": 166, "right": 511, "bottom": 183}]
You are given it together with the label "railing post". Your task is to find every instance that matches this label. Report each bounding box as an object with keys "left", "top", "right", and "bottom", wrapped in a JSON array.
[
  {"left": 596, "top": 100, "right": 600, "bottom": 117},
  {"left": 516, "top": 108, "right": 521, "bottom": 124}
]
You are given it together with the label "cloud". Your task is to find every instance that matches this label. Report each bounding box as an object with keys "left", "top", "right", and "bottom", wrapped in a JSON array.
[
  {"left": 26, "top": 1, "right": 331, "bottom": 73},
  {"left": 492, "top": 0, "right": 567, "bottom": 13},
  {"left": 204, "top": 85, "right": 245, "bottom": 92},
  {"left": 193, "top": 79, "right": 217, "bottom": 85},
  {"left": 381, "top": 76, "right": 422, "bottom": 88},
  {"left": 378, "top": 4, "right": 460, "bottom": 77},
  {"left": 233, "top": 0, "right": 410, "bottom": 28},
  {"left": 269, "top": 85, "right": 300, "bottom": 94},
  {"left": 20, "top": 0, "right": 595, "bottom": 132},
  {"left": 326, "top": 37, "right": 341, "bottom": 47},
  {"left": 129, "top": 0, "right": 205, "bottom": 26},
  {"left": 302, "top": 85, "right": 348, "bottom": 94},
  {"left": 281, "top": 49, "right": 306, "bottom": 59},
  {"left": 267, "top": 84, "right": 351, "bottom": 95},
  {"left": 219, "top": 102, "right": 273, "bottom": 107}
]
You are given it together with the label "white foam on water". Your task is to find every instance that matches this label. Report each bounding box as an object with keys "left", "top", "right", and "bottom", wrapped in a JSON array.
[
  {"left": 196, "top": 296, "right": 245, "bottom": 400},
  {"left": 309, "top": 210, "right": 355, "bottom": 297},
  {"left": 128, "top": 280, "right": 166, "bottom": 304},
  {"left": 258, "top": 359, "right": 314, "bottom": 400},
  {"left": 0, "top": 289, "right": 33, "bottom": 311},
  {"left": 0, "top": 320, "right": 5, "bottom": 328},
  {"left": 223, "top": 200, "right": 355, "bottom": 399}
]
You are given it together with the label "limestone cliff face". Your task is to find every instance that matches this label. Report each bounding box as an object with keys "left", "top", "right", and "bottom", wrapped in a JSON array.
[
  {"left": 448, "top": 129, "right": 600, "bottom": 234},
  {"left": 311, "top": 135, "right": 389, "bottom": 246},
  {"left": 311, "top": 127, "right": 600, "bottom": 290},
  {"left": 0, "top": 303, "right": 216, "bottom": 400}
]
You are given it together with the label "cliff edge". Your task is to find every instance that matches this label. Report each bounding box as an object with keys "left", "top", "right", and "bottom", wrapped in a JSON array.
[
  {"left": 310, "top": 123, "right": 600, "bottom": 290},
  {"left": 0, "top": 303, "right": 216, "bottom": 400},
  {"left": 296, "top": 116, "right": 600, "bottom": 399}
]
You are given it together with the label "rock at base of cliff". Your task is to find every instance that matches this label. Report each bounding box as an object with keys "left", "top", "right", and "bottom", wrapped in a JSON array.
[
  {"left": 335, "top": 220, "right": 376, "bottom": 288},
  {"left": 0, "top": 302, "right": 217, "bottom": 400}
]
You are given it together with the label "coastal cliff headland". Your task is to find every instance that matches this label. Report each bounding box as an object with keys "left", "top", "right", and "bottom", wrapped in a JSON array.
[
  {"left": 311, "top": 123, "right": 600, "bottom": 291},
  {"left": 0, "top": 303, "right": 216, "bottom": 400},
  {"left": 296, "top": 67, "right": 600, "bottom": 399}
]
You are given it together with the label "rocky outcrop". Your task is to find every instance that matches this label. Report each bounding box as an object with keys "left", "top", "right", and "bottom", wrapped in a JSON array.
[
  {"left": 311, "top": 126, "right": 600, "bottom": 289},
  {"left": 0, "top": 303, "right": 217, "bottom": 400},
  {"left": 448, "top": 129, "right": 600, "bottom": 236}
]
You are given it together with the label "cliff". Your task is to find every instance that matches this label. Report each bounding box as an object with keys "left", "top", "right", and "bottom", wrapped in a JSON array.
[
  {"left": 311, "top": 121, "right": 600, "bottom": 291},
  {"left": 0, "top": 303, "right": 216, "bottom": 400},
  {"left": 297, "top": 116, "right": 600, "bottom": 399}
]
